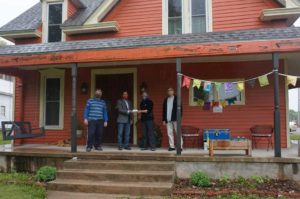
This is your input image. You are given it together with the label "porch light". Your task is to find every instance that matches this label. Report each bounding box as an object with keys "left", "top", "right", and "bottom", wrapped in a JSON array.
[{"left": 81, "top": 82, "right": 88, "bottom": 94}]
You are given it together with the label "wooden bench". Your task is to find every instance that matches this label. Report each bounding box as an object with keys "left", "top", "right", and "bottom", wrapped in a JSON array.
[
  {"left": 1, "top": 121, "right": 45, "bottom": 140},
  {"left": 209, "top": 140, "right": 252, "bottom": 157}
]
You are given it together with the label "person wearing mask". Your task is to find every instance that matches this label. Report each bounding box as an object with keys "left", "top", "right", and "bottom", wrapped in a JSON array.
[
  {"left": 139, "top": 92, "right": 156, "bottom": 151},
  {"left": 84, "top": 89, "right": 108, "bottom": 152},
  {"left": 116, "top": 91, "right": 133, "bottom": 150},
  {"left": 162, "top": 88, "right": 183, "bottom": 151}
]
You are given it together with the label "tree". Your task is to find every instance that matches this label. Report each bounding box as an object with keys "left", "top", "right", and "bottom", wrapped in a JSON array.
[{"left": 289, "top": 109, "right": 298, "bottom": 122}]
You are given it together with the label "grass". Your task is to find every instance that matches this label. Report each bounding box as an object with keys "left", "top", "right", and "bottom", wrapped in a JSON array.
[
  {"left": 290, "top": 133, "right": 300, "bottom": 141},
  {"left": 0, "top": 173, "right": 47, "bottom": 199},
  {"left": 0, "top": 131, "right": 11, "bottom": 145}
]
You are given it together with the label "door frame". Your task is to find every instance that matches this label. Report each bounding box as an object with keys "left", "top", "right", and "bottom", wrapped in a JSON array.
[{"left": 91, "top": 68, "right": 138, "bottom": 145}]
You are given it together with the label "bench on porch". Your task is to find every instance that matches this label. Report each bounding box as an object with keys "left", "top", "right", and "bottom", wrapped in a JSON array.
[
  {"left": 1, "top": 121, "right": 45, "bottom": 140},
  {"left": 209, "top": 139, "right": 252, "bottom": 157}
]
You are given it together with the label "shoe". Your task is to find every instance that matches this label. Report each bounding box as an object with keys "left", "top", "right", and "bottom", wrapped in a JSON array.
[
  {"left": 168, "top": 147, "right": 175, "bottom": 151},
  {"left": 124, "top": 146, "right": 131, "bottom": 150},
  {"left": 118, "top": 146, "right": 123, "bottom": 150},
  {"left": 86, "top": 148, "right": 92, "bottom": 152},
  {"left": 94, "top": 147, "right": 103, "bottom": 151},
  {"left": 150, "top": 148, "right": 156, "bottom": 151},
  {"left": 140, "top": 148, "right": 148, "bottom": 151}
]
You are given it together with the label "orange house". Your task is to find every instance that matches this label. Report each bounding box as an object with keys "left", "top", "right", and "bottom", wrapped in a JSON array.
[{"left": 0, "top": 0, "right": 300, "bottom": 155}]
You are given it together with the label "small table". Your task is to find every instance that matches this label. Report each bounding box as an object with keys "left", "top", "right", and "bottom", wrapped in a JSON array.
[{"left": 209, "top": 140, "right": 252, "bottom": 157}]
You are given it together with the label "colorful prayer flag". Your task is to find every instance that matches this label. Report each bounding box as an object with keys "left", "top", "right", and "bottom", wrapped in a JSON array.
[
  {"left": 287, "top": 75, "right": 298, "bottom": 86},
  {"left": 203, "top": 81, "right": 212, "bottom": 92},
  {"left": 203, "top": 102, "right": 211, "bottom": 110},
  {"left": 258, "top": 75, "right": 269, "bottom": 87},
  {"left": 224, "top": 82, "right": 234, "bottom": 93},
  {"left": 246, "top": 79, "right": 256, "bottom": 88},
  {"left": 226, "top": 97, "right": 237, "bottom": 105},
  {"left": 214, "top": 82, "right": 222, "bottom": 92},
  {"left": 220, "top": 100, "right": 227, "bottom": 107},
  {"left": 182, "top": 76, "right": 191, "bottom": 88},
  {"left": 193, "top": 79, "right": 201, "bottom": 89},
  {"left": 197, "top": 99, "right": 205, "bottom": 107},
  {"left": 237, "top": 82, "right": 245, "bottom": 91}
]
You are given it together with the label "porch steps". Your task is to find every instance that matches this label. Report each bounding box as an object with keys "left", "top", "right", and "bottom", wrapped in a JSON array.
[{"left": 47, "top": 159, "right": 176, "bottom": 196}]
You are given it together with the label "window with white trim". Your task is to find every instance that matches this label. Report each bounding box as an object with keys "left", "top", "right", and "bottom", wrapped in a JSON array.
[
  {"left": 163, "top": 0, "right": 211, "bottom": 35},
  {"left": 0, "top": 106, "right": 5, "bottom": 117},
  {"left": 40, "top": 69, "right": 65, "bottom": 129},
  {"left": 47, "top": 3, "right": 63, "bottom": 42}
]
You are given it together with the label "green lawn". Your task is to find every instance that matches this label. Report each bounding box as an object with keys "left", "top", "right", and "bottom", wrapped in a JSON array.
[
  {"left": 0, "top": 173, "right": 47, "bottom": 199},
  {"left": 290, "top": 133, "right": 300, "bottom": 141},
  {"left": 0, "top": 131, "right": 11, "bottom": 145}
]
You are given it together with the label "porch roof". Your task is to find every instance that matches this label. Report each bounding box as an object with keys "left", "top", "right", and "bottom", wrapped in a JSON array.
[{"left": 1, "top": 27, "right": 300, "bottom": 67}]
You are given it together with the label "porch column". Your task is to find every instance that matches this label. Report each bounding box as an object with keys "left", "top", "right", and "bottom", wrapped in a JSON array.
[
  {"left": 273, "top": 53, "right": 281, "bottom": 157},
  {"left": 71, "top": 63, "right": 78, "bottom": 153},
  {"left": 176, "top": 58, "right": 182, "bottom": 155}
]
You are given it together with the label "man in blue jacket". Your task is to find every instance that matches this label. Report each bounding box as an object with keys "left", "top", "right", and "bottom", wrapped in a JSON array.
[{"left": 84, "top": 89, "right": 108, "bottom": 152}]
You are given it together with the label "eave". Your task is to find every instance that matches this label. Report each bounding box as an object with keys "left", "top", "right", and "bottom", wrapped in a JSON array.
[
  {"left": 0, "top": 30, "right": 42, "bottom": 42},
  {"left": 61, "top": 21, "right": 119, "bottom": 35},
  {"left": 261, "top": 7, "right": 300, "bottom": 25},
  {"left": 1, "top": 38, "right": 300, "bottom": 67}
]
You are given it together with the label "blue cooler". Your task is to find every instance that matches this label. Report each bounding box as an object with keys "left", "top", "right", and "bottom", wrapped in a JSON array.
[{"left": 203, "top": 129, "right": 231, "bottom": 142}]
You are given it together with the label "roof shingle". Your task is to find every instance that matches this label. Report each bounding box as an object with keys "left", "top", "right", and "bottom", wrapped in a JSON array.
[{"left": 0, "top": 27, "right": 300, "bottom": 56}]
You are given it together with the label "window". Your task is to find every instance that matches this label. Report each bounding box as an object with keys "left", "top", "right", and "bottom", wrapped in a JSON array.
[
  {"left": 191, "top": 0, "right": 206, "bottom": 33},
  {"left": 189, "top": 79, "right": 245, "bottom": 106},
  {"left": 0, "top": 106, "right": 5, "bottom": 117},
  {"left": 168, "top": 0, "right": 182, "bottom": 35},
  {"left": 47, "top": 3, "right": 63, "bottom": 42},
  {"left": 163, "top": 0, "right": 211, "bottom": 35},
  {"left": 40, "top": 69, "right": 65, "bottom": 129}
]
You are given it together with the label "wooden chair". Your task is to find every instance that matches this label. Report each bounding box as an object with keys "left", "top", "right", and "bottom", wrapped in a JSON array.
[
  {"left": 1, "top": 121, "right": 45, "bottom": 140},
  {"left": 250, "top": 125, "right": 273, "bottom": 151},
  {"left": 181, "top": 125, "right": 200, "bottom": 148}
]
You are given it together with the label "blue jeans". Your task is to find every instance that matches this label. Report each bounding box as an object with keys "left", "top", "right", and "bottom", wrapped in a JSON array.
[
  {"left": 117, "top": 123, "right": 131, "bottom": 147},
  {"left": 87, "top": 120, "right": 104, "bottom": 149}
]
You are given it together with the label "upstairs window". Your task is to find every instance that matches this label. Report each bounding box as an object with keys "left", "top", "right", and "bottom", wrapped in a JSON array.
[
  {"left": 163, "top": 0, "right": 211, "bottom": 35},
  {"left": 47, "top": 3, "right": 62, "bottom": 42},
  {"left": 168, "top": 0, "right": 182, "bottom": 35}
]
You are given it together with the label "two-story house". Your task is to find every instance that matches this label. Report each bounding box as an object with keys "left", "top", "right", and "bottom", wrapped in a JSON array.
[{"left": 0, "top": 0, "right": 300, "bottom": 152}]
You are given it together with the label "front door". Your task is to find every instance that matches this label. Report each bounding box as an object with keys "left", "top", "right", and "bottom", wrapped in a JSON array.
[{"left": 95, "top": 73, "right": 134, "bottom": 144}]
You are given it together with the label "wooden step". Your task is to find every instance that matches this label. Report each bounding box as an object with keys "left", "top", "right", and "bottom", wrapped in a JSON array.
[
  {"left": 57, "top": 169, "right": 174, "bottom": 182},
  {"left": 63, "top": 159, "right": 175, "bottom": 171},
  {"left": 47, "top": 179, "right": 173, "bottom": 196}
]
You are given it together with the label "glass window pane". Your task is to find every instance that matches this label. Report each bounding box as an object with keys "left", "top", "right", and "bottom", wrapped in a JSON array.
[
  {"left": 46, "top": 78, "right": 60, "bottom": 101},
  {"left": 192, "top": 16, "right": 206, "bottom": 33},
  {"left": 169, "top": 0, "right": 182, "bottom": 17},
  {"left": 168, "top": 18, "right": 182, "bottom": 35},
  {"left": 45, "top": 102, "right": 60, "bottom": 126},
  {"left": 192, "top": 0, "right": 206, "bottom": 15},
  {"left": 48, "top": 25, "right": 62, "bottom": 43},
  {"left": 48, "top": 4, "right": 62, "bottom": 25}
]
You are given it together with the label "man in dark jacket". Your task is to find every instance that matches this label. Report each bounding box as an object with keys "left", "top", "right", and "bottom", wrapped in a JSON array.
[
  {"left": 162, "top": 88, "right": 183, "bottom": 151},
  {"left": 139, "top": 92, "right": 155, "bottom": 151}
]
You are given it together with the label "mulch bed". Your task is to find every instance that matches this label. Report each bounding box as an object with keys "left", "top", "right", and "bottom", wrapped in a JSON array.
[{"left": 173, "top": 178, "right": 300, "bottom": 198}]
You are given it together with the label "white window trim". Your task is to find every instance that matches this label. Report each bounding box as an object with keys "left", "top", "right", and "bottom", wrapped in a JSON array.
[
  {"left": 42, "top": 0, "right": 67, "bottom": 43},
  {"left": 189, "top": 79, "right": 246, "bottom": 106},
  {"left": 39, "top": 68, "right": 65, "bottom": 130},
  {"left": 162, "top": 0, "right": 212, "bottom": 35}
]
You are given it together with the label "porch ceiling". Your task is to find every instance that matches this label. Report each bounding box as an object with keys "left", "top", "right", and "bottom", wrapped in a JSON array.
[{"left": 1, "top": 27, "right": 300, "bottom": 67}]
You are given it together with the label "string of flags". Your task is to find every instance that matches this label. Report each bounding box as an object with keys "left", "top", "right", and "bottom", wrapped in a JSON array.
[{"left": 179, "top": 70, "right": 300, "bottom": 112}]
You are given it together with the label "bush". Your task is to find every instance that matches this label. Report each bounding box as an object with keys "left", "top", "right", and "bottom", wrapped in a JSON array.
[
  {"left": 35, "top": 166, "right": 57, "bottom": 182},
  {"left": 190, "top": 171, "right": 211, "bottom": 187}
]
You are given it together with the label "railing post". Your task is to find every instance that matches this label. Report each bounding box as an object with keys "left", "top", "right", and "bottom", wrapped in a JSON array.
[
  {"left": 71, "top": 63, "right": 78, "bottom": 153},
  {"left": 273, "top": 53, "right": 281, "bottom": 158},
  {"left": 176, "top": 58, "right": 182, "bottom": 155}
]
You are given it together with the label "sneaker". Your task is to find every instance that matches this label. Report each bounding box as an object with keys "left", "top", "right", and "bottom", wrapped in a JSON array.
[
  {"left": 86, "top": 148, "right": 92, "bottom": 152},
  {"left": 124, "top": 146, "right": 131, "bottom": 150},
  {"left": 94, "top": 147, "right": 103, "bottom": 151},
  {"left": 168, "top": 147, "right": 175, "bottom": 151},
  {"left": 150, "top": 148, "right": 156, "bottom": 151},
  {"left": 140, "top": 148, "right": 148, "bottom": 151},
  {"left": 118, "top": 146, "right": 123, "bottom": 150}
]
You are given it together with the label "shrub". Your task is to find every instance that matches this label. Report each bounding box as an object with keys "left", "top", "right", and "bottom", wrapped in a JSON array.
[
  {"left": 35, "top": 166, "right": 57, "bottom": 182},
  {"left": 251, "top": 175, "right": 265, "bottom": 184},
  {"left": 190, "top": 171, "right": 211, "bottom": 187},
  {"left": 219, "top": 174, "right": 230, "bottom": 185}
]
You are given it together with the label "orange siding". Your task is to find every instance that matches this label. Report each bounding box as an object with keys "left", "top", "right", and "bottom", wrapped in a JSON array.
[
  {"left": 68, "top": 0, "right": 78, "bottom": 17},
  {"left": 213, "top": 0, "right": 287, "bottom": 31},
  {"left": 12, "top": 60, "right": 287, "bottom": 148}
]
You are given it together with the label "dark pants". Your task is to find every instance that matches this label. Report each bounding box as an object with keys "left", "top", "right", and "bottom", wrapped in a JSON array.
[
  {"left": 87, "top": 120, "right": 104, "bottom": 149},
  {"left": 141, "top": 120, "right": 155, "bottom": 149},
  {"left": 117, "top": 122, "right": 131, "bottom": 147}
]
